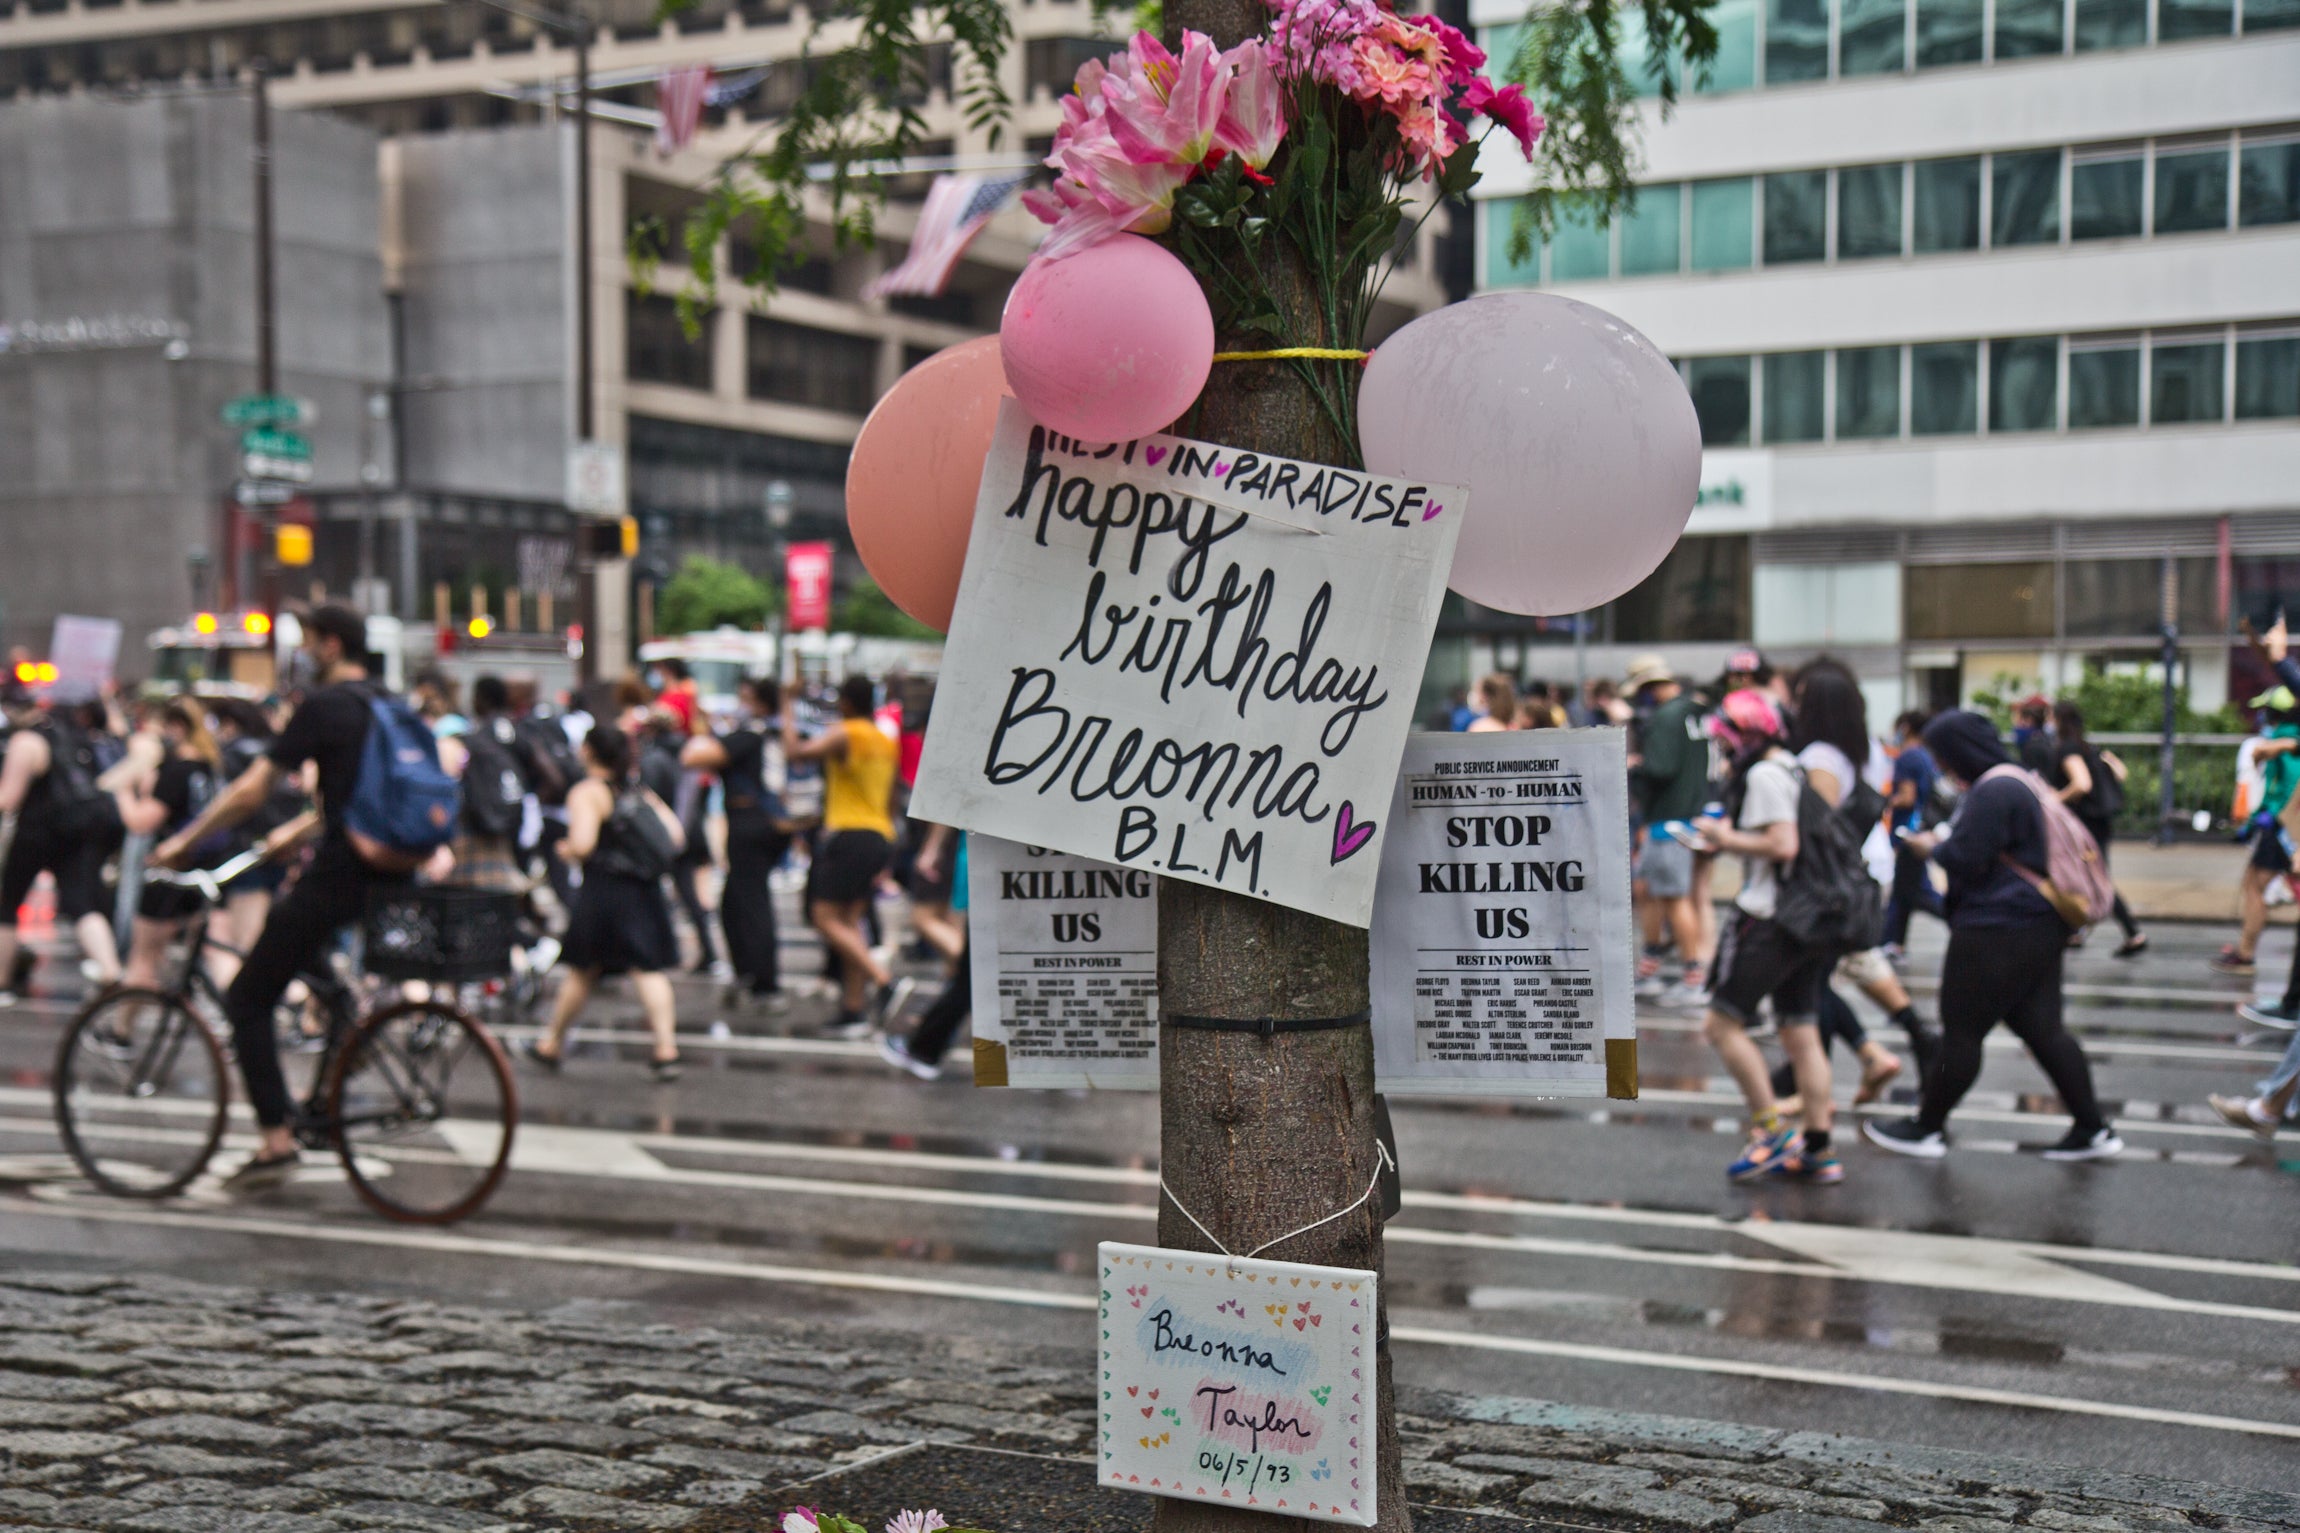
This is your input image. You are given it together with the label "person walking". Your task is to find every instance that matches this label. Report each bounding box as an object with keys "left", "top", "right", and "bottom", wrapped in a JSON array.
[
  {"left": 683, "top": 676, "right": 797, "bottom": 1010},
  {"left": 518, "top": 726, "right": 685, "bottom": 1082},
  {"left": 1865, "top": 711, "right": 2124, "bottom": 1161},
  {"left": 0, "top": 682, "right": 127, "bottom": 1004},
  {"left": 2232, "top": 616, "right": 2300, "bottom": 1028},
  {"left": 1693, "top": 688, "right": 1842, "bottom": 1184},
  {"left": 1468, "top": 673, "right": 1517, "bottom": 733},
  {"left": 2214, "top": 684, "right": 2300, "bottom": 978},
  {"left": 640, "top": 712, "right": 721, "bottom": 976},
  {"left": 784, "top": 675, "right": 907, "bottom": 1038},
  {"left": 1624, "top": 655, "right": 1712, "bottom": 1007},
  {"left": 880, "top": 823, "right": 969, "bottom": 1081},
  {"left": 2050, "top": 701, "right": 2146, "bottom": 957},
  {"left": 1880, "top": 710, "right": 1945, "bottom": 958},
  {"left": 2208, "top": 1023, "right": 2300, "bottom": 1139},
  {"left": 115, "top": 702, "right": 231, "bottom": 992}
]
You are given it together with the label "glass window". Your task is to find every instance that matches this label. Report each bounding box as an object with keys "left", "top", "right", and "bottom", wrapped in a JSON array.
[
  {"left": 2070, "top": 153, "right": 2145, "bottom": 238},
  {"left": 1699, "top": 0, "right": 1760, "bottom": 87},
  {"left": 1912, "top": 157, "right": 1982, "bottom": 250},
  {"left": 1612, "top": 537, "right": 1752, "bottom": 643},
  {"left": 1764, "top": 351, "right": 1827, "bottom": 442},
  {"left": 2157, "top": 0, "right": 2233, "bottom": 37},
  {"left": 2150, "top": 340, "right": 2226, "bottom": 423},
  {"left": 1685, "top": 357, "right": 1753, "bottom": 446},
  {"left": 2238, "top": 140, "right": 2299, "bottom": 226},
  {"left": 1911, "top": 341, "right": 1979, "bottom": 434},
  {"left": 1763, "top": 170, "right": 1827, "bottom": 264},
  {"left": 626, "top": 294, "right": 715, "bottom": 391},
  {"left": 1485, "top": 200, "right": 1542, "bottom": 287},
  {"left": 2235, "top": 335, "right": 2300, "bottom": 419},
  {"left": 1549, "top": 208, "right": 1611, "bottom": 281},
  {"left": 1994, "top": 0, "right": 2065, "bottom": 55},
  {"left": 1620, "top": 184, "right": 1683, "bottom": 275},
  {"left": 1916, "top": 0, "right": 1985, "bottom": 65},
  {"left": 2154, "top": 146, "right": 2231, "bottom": 233},
  {"left": 1992, "top": 150, "right": 2061, "bottom": 245},
  {"left": 1836, "top": 346, "right": 1902, "bottom": 437},
  {"left": 747, "top": 316, "right": 879, "bottom": 414},
  {"left": 2065, "top": 559, "right": 2218, "bottom": 637},
  {"left": 1764, "top": 0, "right": 1829, "bottom": 81},
  {"left": 1839, "top": 0, "right": 1907, "bottom": 73},
  {"left": 1989, "top": 337, "right": 2059, "bottom": 431},
  {"left": 2068, "top": 344, "right": 2141, "bottom": 426},
  {"left": 1906, "top": 562, "right": 2055, "bottom": 640},
  {"left": 1756, "top": 562, "right": 1903, "bottom": 646},
  {"left": 1690, "top": 178, "right": 1756, "bottom": 269},
  {"left": 2074, "top": 0, "right": 2147, "bottom": 46},
  {"left": 2245, "top": 0, "right": 2300, "bottom": 28},
  {"left": 1838, "top": 164, "right": 1905, "bottom": 258}
]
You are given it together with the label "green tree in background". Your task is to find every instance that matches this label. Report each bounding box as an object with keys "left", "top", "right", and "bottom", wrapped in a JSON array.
[
  {"left": 832, "top": 575, "right": 939, "bottom": 640},
  {"left": 657, "top": 556, "right": 776, "bottom": 635}
]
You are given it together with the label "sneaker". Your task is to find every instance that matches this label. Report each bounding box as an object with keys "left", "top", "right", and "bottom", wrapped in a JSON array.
[
  {"left": 2209, "top": 948, "right": 2257, "bottom": 977},
  {"left": 875, "top": 976, "right": 918, "bottom": 1030},
  {"left": 1657, "top": 981, "right": 1710, "bottom": 1009},
  {"left": 1863, "top": 1118, "right": 1948, "bottom": 1159},
  {"left": 878, "top": 1033, "right": 942, "bottom": 1081},
  {"left": 528, "top": 936, "right": 562, "bottom": 975},
  {"left": 222, "top": 1148, "right": 302, "bottom": 1191},
  {"left": 1727, "top": 1124, "right": 1797, "bottom": 1182},
  {"left": 2238, "top": 999, "right": 2300, "bottom": 1031},
  {"left": 0, "top": 992, "right": 18, "bottom": 1008},
  {"left": 2208, "top": 1093, "right": 2279, "bottom": 1140},
  {"left": 513, "top": 1037, "right": 562, "bottom": 1073},
  {"left": 2113, "top": 932, "right": 2149, "bottom": 959},
  {"left": 1767, "top": 1144, "right": 1844, "bottom": 1183},
  {"left": 705, "top": 959, "right": 735, "bottom": 983},
  {"left": 2040, "top": 1125, "right": 2124, "bottom": 1161},
  {"left": 649, "top": 1058, "right": 683, "bottom": 1084},
  {"left": 821, "top": 1011, "right": 874, "bottom": 1042}
]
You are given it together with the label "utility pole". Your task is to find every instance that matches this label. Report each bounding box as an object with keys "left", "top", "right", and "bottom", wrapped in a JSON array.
[
  {"left": 1154, "top": 1, "right": 1403, "bottom": 1529},
  {"left": 251, "top": 58, "right": 280, "bottom": 623},
  {"left": 2157, "top": 554, "right": 2179, "bottom": 845}
]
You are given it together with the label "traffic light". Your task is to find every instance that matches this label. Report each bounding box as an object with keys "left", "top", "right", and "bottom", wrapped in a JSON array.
[
  {"left": 276, "top": 524, "right": 313, "bottom": 567},
  {"left": 582, "top": 517, "right": 639, "bottom": 559}
]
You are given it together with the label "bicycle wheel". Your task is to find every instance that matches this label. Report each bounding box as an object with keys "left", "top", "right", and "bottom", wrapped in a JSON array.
[
  {"left": 53, "top": 988, "right": 229, "bottom": 1198},
  {"left": 326, "top": 999, "right": 516, "bottom": 1224}
]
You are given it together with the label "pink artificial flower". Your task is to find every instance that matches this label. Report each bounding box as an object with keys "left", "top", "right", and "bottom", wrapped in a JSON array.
[
  {"left": 1405, "top": 13, "right": 1485, "bottom": 84},
  {"left": 1026, "top": 139, "right": 1194, "bottom": 259},
  {"left": 782, "top": 1512, "right": 821, "bottom": 1533},
  {"left": 1349, "top": 33, "right": 1434, "bottom": 109},
  {"left": 1462, "top": 76, "right": 1543, "bottom": 158},
  {"left": 1266, "top": 0, "right": 1386, "bottom": 93},
  {"left": 1213, "top": 38, "right": 1287, "bottom": 169},
  {"left": 1392, "top": 100, "right": 1461, "bottom": 174},
  {"left": 885, "top": 1514, "right": 949, "bottom": 1533},
  {"left": 1101, "top": 30, "right": 1230, "bottom": 166}
]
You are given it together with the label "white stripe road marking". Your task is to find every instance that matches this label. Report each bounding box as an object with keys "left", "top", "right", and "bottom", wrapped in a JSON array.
[{"left": 3, "top": 1196, "right": 2294, "bottom": 1443}]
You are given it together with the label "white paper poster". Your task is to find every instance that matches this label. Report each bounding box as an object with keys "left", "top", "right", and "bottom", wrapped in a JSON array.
[
  {"left": 48, "top": 615, "right": 122, "bottom": 692},
  {"left": 911, "top": 402, "right": 1465, "bottom": 927},
  {"left": 967, "top": 834, "right": 1159, "bottom": 1089},
  {"left": 1370, "top": 729, "right": 1637, "bottom": 1098},
  {"left": 1098, "top": 1241, "right": 1377, "bottom": 1527}
]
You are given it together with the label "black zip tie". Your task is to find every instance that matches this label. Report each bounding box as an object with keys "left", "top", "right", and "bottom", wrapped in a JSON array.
[{"left": 1163, "top": 1009, "right": 1371, "bottom": 1039}]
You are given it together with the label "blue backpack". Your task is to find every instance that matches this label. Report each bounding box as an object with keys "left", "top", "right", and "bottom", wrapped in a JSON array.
[{"left": 343, "top": 691, "right": 461, "bottom": 872}]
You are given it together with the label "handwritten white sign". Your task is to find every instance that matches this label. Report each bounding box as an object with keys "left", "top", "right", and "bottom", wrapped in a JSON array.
[
  {"left": 1098, "top": 1241, "right": 1377, "bottom": 1527},
  {"left": 910, "top": 402, "right": 1465, "bottom": 927},
  {"left": 967, "top": 834, "right": 1159, "bottom": 1089},
  {"left": 1370, "top": 730, "right": 1637, "bottom": 1098}
]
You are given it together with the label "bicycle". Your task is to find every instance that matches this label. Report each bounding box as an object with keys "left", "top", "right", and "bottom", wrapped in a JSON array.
[{"left": 51, "top": 849, "right": 519, "bottom": 1224}]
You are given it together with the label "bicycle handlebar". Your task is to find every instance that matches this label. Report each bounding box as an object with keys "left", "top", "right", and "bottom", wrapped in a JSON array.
[{"left": 139, "top": 847, "right": 269, "bottom": 904}]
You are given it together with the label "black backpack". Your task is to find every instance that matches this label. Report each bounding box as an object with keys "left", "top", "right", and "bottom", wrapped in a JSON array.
[
  {"left": 593, "top": 788, "right": 679, "bottom": 882},
  {"left": 460, "top": 719, "right": 528, "bottom": 841},
  {"left": 1772, "top": 772, "right": 1886, "bottom": 956},
  {"left": 39, "top": 719, "right": 123, "bottom": 846},
  {"left": 2078, "top": 745, "right": 2125, "bottom": 819},
  {"left": 515, "top": 718, "right": 581, "bottom": 808}
]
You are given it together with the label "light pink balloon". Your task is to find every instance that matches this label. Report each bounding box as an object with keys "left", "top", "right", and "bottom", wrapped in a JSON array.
[
  {"left": 999, "top": 235, "right": 1214, "bottom": 445},
  {"left": 1359, "top": 293, "right": 1701, "bottom": 617}
]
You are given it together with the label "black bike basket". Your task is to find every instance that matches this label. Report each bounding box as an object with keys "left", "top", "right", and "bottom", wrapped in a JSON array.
[{"left": 363, "top": 888, "right": 521, "bottom": 982}]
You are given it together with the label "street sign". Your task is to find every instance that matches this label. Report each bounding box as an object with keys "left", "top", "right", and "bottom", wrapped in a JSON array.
[
  {"left": 234, "top": 479, "right": 297, "bottom": 507},
  {"left": 242, "top": 452, "right": 315, "bottom": 484},
  {"left": 566, "top": 439, "right": 627, "bottom": 516},
  {"left": 240, "top": 426, "right": 312, "bottom": 460},
  {"left": 222, "top": 394, "right": 314, "bottom": 428}
]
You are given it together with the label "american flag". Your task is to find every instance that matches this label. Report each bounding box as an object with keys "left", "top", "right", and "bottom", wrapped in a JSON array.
[
  {"left": 654, "top": 64, "right": 712, "bottom": 156},
  {"left": 864, "top": 172, "right": 1031, "bottom": 299}
]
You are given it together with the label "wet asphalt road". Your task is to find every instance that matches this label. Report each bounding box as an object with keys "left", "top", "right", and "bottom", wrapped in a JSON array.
[{"left": 0, "top": 895, "right": 2293, "bottom": 1494}]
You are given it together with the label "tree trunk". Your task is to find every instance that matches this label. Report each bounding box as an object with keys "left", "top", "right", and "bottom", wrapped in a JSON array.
[{"left": 1155, "top": 1, "right": 1406, "bottom": 1529}]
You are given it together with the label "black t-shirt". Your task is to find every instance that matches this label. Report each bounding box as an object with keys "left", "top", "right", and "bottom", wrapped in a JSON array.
[
  {"left": 152, "top": 756, "right": 215, "bottom": 836},
  {"left": 268, "top": 681, "right": 374, "bottom": 833},
  {"left": 717, "top": 723, "right": 780, "bottom": 821}
]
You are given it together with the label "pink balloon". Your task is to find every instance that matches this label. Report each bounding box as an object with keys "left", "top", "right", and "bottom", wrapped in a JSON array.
[
  {"left": 1360, "top": 293, "right": 1700, "bottom": 617},
  {"left": 999, "top": 235, "right": 1214, "bottom": 445},
  {"left": 845, "top": 336, "right": 1011, "bottom": 633}
]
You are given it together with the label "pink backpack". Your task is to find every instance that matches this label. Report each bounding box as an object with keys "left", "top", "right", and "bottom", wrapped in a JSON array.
[{"left": 1977, "top": 764, "right": 2116, "bottom": 928}]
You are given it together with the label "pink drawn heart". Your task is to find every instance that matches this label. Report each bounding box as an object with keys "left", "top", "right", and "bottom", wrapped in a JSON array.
[
  {"left": 1331, "top": 802, "right": 1376, "bottom": 864},
  {"left": 1294, "top": 1318, "right": 1305, "bottom": 1330},
  {"left": 1422, "top": 501, "right": 1444, "bottom": 521},
  {"left": 1145, "top": 445, "right": 1168, "bottom": 466},
  {"left": 1212, "top": 461, "right": 1230, "bottom": 476}
]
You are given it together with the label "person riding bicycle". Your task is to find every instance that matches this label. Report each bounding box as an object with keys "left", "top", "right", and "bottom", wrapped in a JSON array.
[{"left": 152, "top": 605, "right": 412, "bottom": 1191}]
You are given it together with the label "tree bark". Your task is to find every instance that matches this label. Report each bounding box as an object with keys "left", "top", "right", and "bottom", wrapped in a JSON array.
[{"left": 1155, "top": 1, "right": 1406, "bottom": 1529}]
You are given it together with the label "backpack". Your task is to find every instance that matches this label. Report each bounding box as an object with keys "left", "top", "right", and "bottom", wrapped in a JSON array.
[
  {"left": 515, "top": 718, "right": 581, "bottom": 808},
  {"left": 343, "top": 691, "right": 462, "bottom": 873},
  {"left": 2078, "top": 745, "right": 2125, "bottom": 820},
  {"left": 1771, "top": 769, "right": 1886, "bottom": 957},
  {"left": 38, "top": 719, "right": 123, "bottom": 846},
  {"left": 1977, "top": 764, "right": 2116, "bottom": 929},
  {"left": 594, "top": 788, "right": 680, "bottom": 882},
  {"left": 459, "top": 718, "right": 528, "bottom": 841}
]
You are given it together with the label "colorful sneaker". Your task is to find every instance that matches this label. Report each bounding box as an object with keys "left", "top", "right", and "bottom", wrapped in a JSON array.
[
  {"left": 2208, "top": 947, "right": 2256, "bottom": 977},
  {"left": 2238, "top": 999, "right": 2300, "bottom": 1031},
  {"left": 1727, "top": 1124, "right": 1797, "bottom": 1182},
  {"left": 1767, "top": 1144, "right": 1844, "bottom": 1183},
  {"left": 1863, "top": 1117, "right": 1947, "bottom": 1159}
]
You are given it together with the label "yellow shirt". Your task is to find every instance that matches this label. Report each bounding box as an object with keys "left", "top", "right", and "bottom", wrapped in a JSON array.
[{"left": 823, "top": 718, "right": 896, "bottom": 838}]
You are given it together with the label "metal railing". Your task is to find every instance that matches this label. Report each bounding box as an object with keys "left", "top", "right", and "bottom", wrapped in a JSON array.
[{"left": 2090, "top": 732, "right": 2247, "bottom": 840}]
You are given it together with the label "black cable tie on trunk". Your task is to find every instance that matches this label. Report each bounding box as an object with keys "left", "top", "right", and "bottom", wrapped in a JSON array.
[{"left": 1162, "top": 1009, "right": 1372, "bottom": 1039}]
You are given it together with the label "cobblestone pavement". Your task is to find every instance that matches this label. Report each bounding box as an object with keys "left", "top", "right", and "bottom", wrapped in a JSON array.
[{"left": 0, "top": 1268, "right": 2292, "bottom": 1533}]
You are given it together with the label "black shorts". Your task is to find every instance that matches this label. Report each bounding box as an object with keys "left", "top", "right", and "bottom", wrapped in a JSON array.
[
  {"left": 1709, "top": 912, "right": 1828, "bottom": 1029},
  {"left": 810, "top": 829, "right": 891, "bottom": 905},
  {"left": 0, "top": 828, "right": 108, "bottom": 926},
  {"left": 2250, "top": 828, "right": 2293, "bottom": 875},
  {"left": 138, "top": 879, "right": 207, "bottom": 923}
]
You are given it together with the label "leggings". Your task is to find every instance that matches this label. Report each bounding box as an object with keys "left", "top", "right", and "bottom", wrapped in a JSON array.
[
  {"left": 1919, "top": 918, "right": 2104, "bottom": 1136},
  {"left": 908, "top": 945, "right": 972, "bottom": 1067},
  {"left": 669, "top": 857, "right": 717, "bottom": 966},
  {"left": 721, "top": 824, "right": 790, "bottom": 995},
  {"left": 2080, "top": 817, "right": 2140, "bottom": 939}
]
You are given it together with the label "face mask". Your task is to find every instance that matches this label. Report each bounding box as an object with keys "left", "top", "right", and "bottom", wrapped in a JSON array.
[{"left": 287, "top": 649, "right": 321, "bottom": 689}]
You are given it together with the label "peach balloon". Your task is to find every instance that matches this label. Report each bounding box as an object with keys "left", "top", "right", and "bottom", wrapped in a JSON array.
[{"left": 844, "top": 335, "right": 1011, "bottom": 633}]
